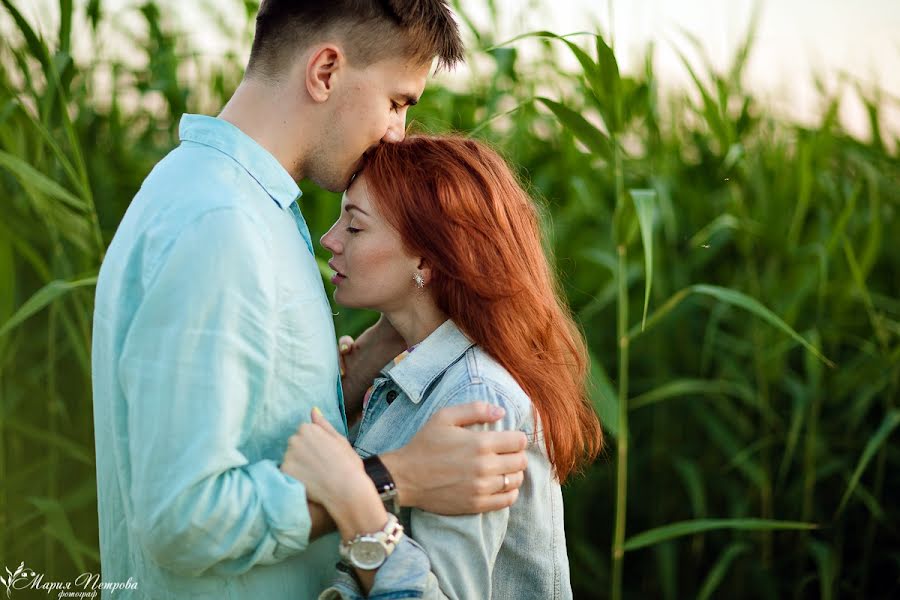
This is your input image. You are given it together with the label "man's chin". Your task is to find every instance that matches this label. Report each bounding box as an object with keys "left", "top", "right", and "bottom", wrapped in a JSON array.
[{"left": 308, "top": 171, "right": 353, "bottom": 193}]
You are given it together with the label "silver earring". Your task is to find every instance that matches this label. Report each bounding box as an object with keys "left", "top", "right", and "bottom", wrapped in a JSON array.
[{"left": 413, "top": 272, "right": 425, "bottom": 289}]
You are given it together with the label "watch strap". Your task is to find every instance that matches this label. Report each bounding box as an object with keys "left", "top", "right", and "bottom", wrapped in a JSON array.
[{"left": 363, "top": 455, "right": 399, "bottom": 513}]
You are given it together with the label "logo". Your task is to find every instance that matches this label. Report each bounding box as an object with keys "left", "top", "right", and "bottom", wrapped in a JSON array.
[
  {"left": 1, "top": 563, "right": 36, "bottom": 598},
  {"left": 0, "top": 563, "right": 138, "bottom": 598}
]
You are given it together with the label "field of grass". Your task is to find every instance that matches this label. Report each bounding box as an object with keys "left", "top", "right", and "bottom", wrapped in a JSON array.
[{"left": 1, "top": 1, "right": 898, "bottom": 598}]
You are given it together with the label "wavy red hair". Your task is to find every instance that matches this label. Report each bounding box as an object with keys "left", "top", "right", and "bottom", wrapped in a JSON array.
[{"left": 361, "top": 135, "right": 602, "bottom": 482}]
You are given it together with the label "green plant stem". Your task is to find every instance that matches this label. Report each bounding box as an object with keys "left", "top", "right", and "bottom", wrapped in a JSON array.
[
  {"left": 611, "top": 243, "right": 629, "bottom": 600},
  {"left": 859, "top": 373, "right": 898, "bottom": 598}
]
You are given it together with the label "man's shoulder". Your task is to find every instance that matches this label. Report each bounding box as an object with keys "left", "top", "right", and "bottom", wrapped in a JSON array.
[
  {"left": 140, "top": 141, "right": 263, "bottom": 211},
  {"left": 125, "top": 141, "right": 278, "bottom": 247},
  {"left": 101, "top": 143, "right": 276, "bottom": 285}
]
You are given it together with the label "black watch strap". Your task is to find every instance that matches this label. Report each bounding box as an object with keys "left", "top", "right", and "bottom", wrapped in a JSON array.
[{"left": 363, "top": 455, "right": 399, "bottom": 514}]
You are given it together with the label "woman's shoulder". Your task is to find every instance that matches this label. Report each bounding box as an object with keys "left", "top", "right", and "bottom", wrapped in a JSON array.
[{"left": 432, "top": 345, "right": 534, "bottom": 432}]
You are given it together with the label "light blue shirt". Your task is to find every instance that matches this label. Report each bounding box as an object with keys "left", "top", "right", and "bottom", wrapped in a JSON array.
[
  {"left": 91, "top": 114, "right": 346, "bottom": 599},
  {"left": 320, "top": 320, "right": 572, "bottom": 600}
]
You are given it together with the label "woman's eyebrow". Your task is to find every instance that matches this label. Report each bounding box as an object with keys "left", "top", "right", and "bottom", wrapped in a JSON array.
[{"left": 344, "top": 203, "right": 370, "bottom": 216}]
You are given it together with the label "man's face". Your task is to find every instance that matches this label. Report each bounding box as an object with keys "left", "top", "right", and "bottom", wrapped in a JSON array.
[{"left": 308, "top": 55, "right": 431, "bottom": 192}]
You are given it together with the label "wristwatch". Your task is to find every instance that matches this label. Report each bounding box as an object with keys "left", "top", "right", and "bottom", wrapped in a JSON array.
[
  {"left": 363, "top": 455, "right": 399, "bottom": 514},
  {"left": 338, "top": 513, "right": 405, "bottom": 570}
]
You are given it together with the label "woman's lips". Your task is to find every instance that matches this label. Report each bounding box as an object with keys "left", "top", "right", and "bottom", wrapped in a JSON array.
[{"left": 328, "top": 260, "right": 346, "bottom": 285}]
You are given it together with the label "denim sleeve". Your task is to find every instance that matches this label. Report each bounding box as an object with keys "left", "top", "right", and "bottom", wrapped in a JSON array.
[
  {"left": 118, "top": 208, "right": 312, "bottom": 577},
  {"left": 320, "top": 382, "right": 523, "bottom": 600},
  {"left": 318, "top": 537, "right": 436, "bottom": 600}
]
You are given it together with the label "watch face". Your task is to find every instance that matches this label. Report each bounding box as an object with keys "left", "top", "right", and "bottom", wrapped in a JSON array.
[{"left": 350, "top": 538, "right": 387, "bottom": 570}]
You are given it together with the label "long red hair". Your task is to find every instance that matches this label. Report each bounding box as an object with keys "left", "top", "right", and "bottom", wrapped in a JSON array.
[{"left": 362, "top": 135, "right": 602, "bottom": 482}]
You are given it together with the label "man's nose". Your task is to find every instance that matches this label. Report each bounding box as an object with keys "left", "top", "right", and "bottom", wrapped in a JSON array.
[{"left": 382, "top": 111, "right": 406, "bottom": 143}]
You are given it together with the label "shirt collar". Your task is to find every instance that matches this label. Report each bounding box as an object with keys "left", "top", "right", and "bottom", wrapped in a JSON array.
[
  {"left": 382, "top": 320, "right": 475, "bottom": 404},
  {"left": 178, "top": 114, "right": 302, "bottom": 209}
]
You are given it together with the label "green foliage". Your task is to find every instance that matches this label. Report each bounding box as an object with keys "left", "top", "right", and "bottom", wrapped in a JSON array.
[{"left": 1, "top": 1, "right": 899, "bottom": 598}]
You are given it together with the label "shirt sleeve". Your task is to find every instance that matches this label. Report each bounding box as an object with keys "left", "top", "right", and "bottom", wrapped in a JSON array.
[
  {"left": 118, "top": 207, "right": 312, "bottom": 577},
  {"left": 319, "top": 382, "right": 524, "bottom": 600}
]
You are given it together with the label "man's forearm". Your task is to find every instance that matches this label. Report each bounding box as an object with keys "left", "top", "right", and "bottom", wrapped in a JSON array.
[{"left": 369, "top": 402, "right": 529, "bottom": 516}]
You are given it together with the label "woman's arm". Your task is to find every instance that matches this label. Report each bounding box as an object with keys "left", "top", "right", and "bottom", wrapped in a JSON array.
[{"left": 286, "top": 386, "right": 523, "bottom": 599}]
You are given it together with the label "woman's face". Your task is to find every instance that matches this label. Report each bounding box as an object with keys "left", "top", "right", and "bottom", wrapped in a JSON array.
[{"left": 320, "top": 173, "right": 421, "bottom": 311}]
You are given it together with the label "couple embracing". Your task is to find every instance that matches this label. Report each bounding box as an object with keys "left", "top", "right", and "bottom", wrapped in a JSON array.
[{"left": 91, "top": 1, "right": 602, "bottom": 598}]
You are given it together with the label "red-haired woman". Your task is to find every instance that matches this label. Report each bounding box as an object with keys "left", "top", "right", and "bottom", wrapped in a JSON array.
[{"left": 287, "top": 136, "right": 603, "bottom": 599}]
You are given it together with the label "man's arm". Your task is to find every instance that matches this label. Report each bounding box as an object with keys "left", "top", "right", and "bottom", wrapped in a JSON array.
[
  {"left": 337, "top": 321, "right": 527, "bottom": 515},
  {"left": 119, "top": 208, "right": 315, "bottom": 576},
  {"left": 380, "top": 402, "right": 527, "bottom": 514}
]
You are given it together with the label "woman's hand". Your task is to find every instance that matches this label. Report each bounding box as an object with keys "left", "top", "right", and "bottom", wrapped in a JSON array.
[
  {"left": 280, "top": 409, "right": 387, "bottom": 540},
  {"left": 337, "top": 335, "right": 356, "bottom": 378},
  {"left": 281, "top": 408, "right": 364, "bottom": 506}
]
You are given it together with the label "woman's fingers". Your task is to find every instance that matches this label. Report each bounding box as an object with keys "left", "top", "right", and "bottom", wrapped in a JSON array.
[{"left": 311, "top": 406, "right": 342, "bottom": 438}]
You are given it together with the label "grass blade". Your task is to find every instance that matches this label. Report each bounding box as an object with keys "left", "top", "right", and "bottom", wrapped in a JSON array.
[
  {"left": 836, "top": 409, "right": 900, "bottom": 515},
  {"left": 0, "top": 150, "right": 87, "bottom": 211},
  {"left": 696, "top": 542, "right": 750, "bottom": 600},
  {"left": 0, "top": 275, "right": 97, "bottom": 339},
  {"left": 630, "top": 284, "right": 835, "bottom": 368},
  {"left": 629, "top": 189, "right": 655, "bottom": 330},
  {"left": 623, "top": 519, "right": 817, "bottom": 552},
  {"left": 589, "top": 352, "right": 618, "bottom": 437},
  {"left": 536, "top": 97, "right": 612, "bottom": 159}
]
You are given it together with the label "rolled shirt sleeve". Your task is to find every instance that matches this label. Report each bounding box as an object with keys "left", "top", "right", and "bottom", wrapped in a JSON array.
[{"left": 118, "top": 207, "right": 312, "bottom": 576}]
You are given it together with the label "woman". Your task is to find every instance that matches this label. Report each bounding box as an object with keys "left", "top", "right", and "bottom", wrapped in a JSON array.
[{"left": 289, "top": 136, "right": 603, "bottom": 599}]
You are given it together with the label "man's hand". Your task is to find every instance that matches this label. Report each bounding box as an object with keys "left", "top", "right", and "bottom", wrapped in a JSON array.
[
  {"left": 340, "top": 316, "right": 406, "bottom": 422},
  {"left": 381, "top": 402, "right": 528, "bottom": 515}
]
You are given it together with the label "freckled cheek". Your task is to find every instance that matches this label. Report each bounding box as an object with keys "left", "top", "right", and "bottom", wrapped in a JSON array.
[
  {"left": 347, "top": 243, "right": 407, "bottom": 296},
  {"left": 346, "top": 242, "right": 390, "bottom": 280}
]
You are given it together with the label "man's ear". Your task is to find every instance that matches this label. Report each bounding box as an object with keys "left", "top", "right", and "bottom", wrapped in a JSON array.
[{"left": 305, "top": 45, "right": 343, "bottom": 103}]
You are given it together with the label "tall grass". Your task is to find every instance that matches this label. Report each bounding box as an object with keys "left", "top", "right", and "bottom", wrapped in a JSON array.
[{"left": 1, "top": 1, "right": 898, "bottom": 598}]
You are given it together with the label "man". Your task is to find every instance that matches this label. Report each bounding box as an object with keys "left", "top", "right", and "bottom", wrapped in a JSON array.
[{"left": 91, "top": 1, "right": 527, "bottom": 598}]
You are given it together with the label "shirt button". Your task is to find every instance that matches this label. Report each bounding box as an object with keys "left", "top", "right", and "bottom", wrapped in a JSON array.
[{"left": 386, "top": 390, "right": 398, "bottom": 404}]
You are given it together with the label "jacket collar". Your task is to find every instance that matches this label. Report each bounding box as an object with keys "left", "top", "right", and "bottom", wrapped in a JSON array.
[{"left": 381, "top": 320, "right": 475, "bottom": 404}]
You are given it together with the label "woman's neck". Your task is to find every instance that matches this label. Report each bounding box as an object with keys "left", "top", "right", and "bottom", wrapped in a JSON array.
[{"left": 384, "top": 299, "right": 448, "bottom": 349}]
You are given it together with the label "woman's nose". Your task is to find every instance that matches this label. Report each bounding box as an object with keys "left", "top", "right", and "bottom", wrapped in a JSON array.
[{"left": 320, "top": 225, "right": 341, "bottom": 253}]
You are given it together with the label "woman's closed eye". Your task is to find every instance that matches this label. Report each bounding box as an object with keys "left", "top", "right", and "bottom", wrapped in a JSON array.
[{"left": 346, "top": 226, "right": 362, "bottom": 235}]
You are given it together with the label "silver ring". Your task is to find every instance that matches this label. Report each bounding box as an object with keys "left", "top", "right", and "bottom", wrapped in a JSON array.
[{"left": 501, "top": 474, "right": 510, "bottom": 492}]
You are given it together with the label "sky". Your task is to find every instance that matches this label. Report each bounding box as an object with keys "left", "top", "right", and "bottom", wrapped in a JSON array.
[
  {"left": 12, "top": 0, "right": 900, "bottom": 137},
  {"left": 458, "top": 0, "right": 900, "bottom": 137}
]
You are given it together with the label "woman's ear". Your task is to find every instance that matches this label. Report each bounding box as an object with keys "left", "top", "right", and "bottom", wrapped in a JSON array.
[
  {"left": 417, "top": 259, "right": 433, "bottom": 286},
  {"left": 305, "top": 45, "right": 343, "bottom": 103}
]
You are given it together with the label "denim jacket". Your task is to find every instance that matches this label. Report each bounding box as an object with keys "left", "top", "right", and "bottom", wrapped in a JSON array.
[{"left": 319, "top": 319, "right": 572, "bottom": 600}]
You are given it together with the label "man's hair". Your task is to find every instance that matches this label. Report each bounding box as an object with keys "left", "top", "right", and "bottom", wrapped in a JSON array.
[{"left": 246, "top": 0, "right": 464, "bottom": 81}]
